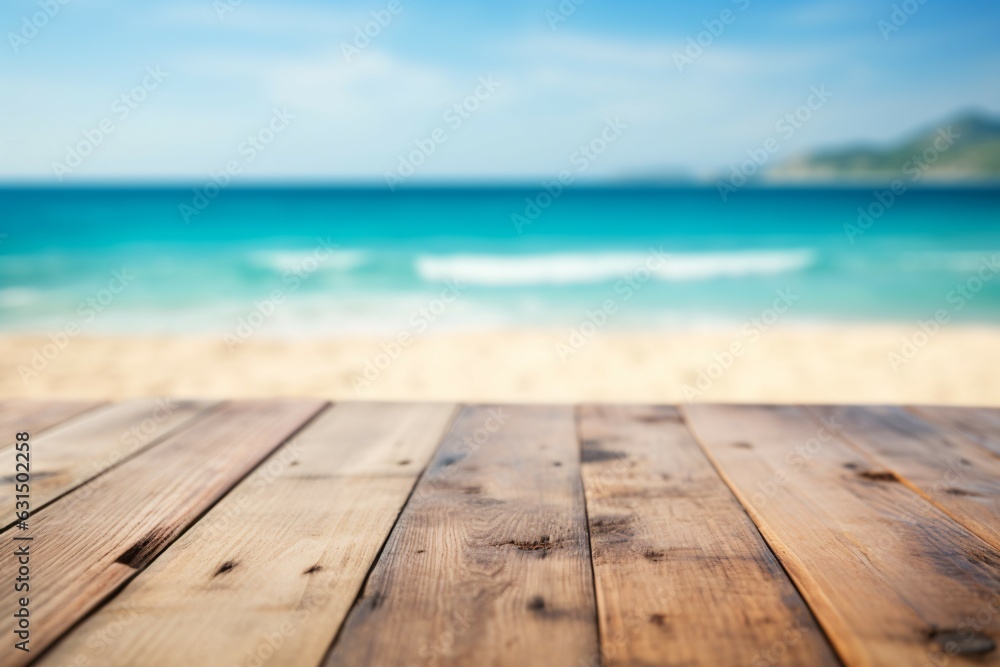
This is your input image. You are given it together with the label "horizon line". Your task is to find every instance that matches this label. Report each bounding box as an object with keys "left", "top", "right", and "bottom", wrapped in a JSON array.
[{"left": 2, "top": 180, "right": 1000, "bottom": 191}]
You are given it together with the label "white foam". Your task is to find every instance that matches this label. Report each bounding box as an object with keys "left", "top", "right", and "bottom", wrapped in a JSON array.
[
  {"left": 899, "top": 251, "right": 1000, "bottom": 273},
  {"left": 0, "top": 288, "right": 40, "bottom": 307},
  {"left": 650, "top": 249, "right": 816, "bottom": 280},
  {"left": 250, "top": 249, "right": 367, "bottom": 273},
  {"left": 415, "top": 249, "right": 815, "bottom": 286}
]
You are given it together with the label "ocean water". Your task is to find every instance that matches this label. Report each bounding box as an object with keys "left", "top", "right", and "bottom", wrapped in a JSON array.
[{"left": 1, "top": 186, "right": 999, "bottom": 336}]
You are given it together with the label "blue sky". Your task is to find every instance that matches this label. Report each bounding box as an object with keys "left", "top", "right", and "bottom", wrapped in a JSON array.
[{"left": 2, "top": 0, "right": 999, "bottom": 182}]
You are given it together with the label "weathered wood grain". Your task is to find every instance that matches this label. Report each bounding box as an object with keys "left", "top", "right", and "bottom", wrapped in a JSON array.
[
  {"left": 0, "top": 400, "right": 103, "bottom": 440},
  {"left": 579, "top": 404, "right": 838, "bottom": 666},
  {"left": 0, "top": 398, "right": 216, "bottom": 530},
  {"left": 36, "top": 402, "right": 457, "bottom": 667},
  {"left": 812, "top": 405, "right": 1000, "bottom": 554},
  {"left": 324, "top": 405, "right": 599, "bottom": 667},
  {"left": 0, "top": 399, "right": 326, "bottom": 667},
  {"left": 909, "top": 406, "right": 1000, "bottom": 458},
  {"left": 684, "top": 404, "right": 1000, "bottom": 667}
]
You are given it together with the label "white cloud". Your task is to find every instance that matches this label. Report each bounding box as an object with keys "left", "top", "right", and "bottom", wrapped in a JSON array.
[
  {"left": 515, "top": 32, "right": 676, "bottom": 69},
  {"left": 2, "top": 6, "right": 994, "bottom": 182}
]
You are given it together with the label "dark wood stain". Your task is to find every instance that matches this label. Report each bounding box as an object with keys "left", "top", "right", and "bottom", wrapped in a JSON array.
[
  {"left": 858, "top": 470, "right": 899, "bottom": 482},
  {"left": 581, "top": 449, "right": 627, "bottom": 464},
  {"left": 438, "top": 454, "right": 463, "bottom": 467},
  {"left": 635, "top": 413, "right": 682, "bottom": 424},
  {"left": 115, "top": 526, "right": 174, "bottom": 570},
  {"left": 590, "top": 514, "right": 632, "bottom": 533},
  {"left": 944, "top": 487, "right": 981, "bottom": 496},
  {"left": 214, "top": 560, "right": 238, "bottom": 576},
  {"left": 929, "top": 628, "right": 996, "bottom": 656},
  {"left": 497, "top": 536, "right": 556, "bottom": 552}
]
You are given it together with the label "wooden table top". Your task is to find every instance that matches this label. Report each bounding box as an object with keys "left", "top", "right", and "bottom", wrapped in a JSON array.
[{"left": 2, "top": 400, "right": 999, "bottom": 666}]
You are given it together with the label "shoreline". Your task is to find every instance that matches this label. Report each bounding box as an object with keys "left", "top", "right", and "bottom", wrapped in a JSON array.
[{"left": 2, "top": 326, "right": 998, "bottom": 405}]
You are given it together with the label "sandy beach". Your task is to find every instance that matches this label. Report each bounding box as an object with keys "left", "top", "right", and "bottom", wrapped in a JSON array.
[{"left": 2, "top": 326, "right": 998, "bottom": 405}]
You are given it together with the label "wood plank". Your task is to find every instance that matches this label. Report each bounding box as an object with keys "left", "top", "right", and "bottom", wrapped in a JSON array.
[
  {"left": 908, "top": 406, "right": 1000, "bottom": 458},
  {"left": 0, "top": 398, "right": 217, "bottom": 528},
  {"left": 0, "top": 400, "right": 104, "bottom": 439},
  {"left": 684, "top": 404, "right": 1000, "bottom": 667},
  {"left": 323, "top": 405, "right": 599, "bottom": 667},
  {"left": 0, "top": 399, "right": 326, "bottom": 666},
  {"left": 812, "top": 405, "right": 1000, "bottom": 554},
  {"left": 578, "top": 404, "right": 838, "bottom": 667},
  {"left": 37, "top": 402, "right": 457, "bottom": 667}
]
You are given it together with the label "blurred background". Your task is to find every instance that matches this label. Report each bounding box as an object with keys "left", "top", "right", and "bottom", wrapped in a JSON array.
[{"left": 1, "top": 0, "right": 998, "bottom": 404}]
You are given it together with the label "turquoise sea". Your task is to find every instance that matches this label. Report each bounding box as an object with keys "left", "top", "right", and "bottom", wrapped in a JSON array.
[{"left": 1, "top": 187, "right": 999, "bottom": 335}]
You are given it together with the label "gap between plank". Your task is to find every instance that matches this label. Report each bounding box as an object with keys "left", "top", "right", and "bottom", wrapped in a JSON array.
[
  {"left": 573, "top": 404, "right": 607, "bottom": 667},
  {"left": 28, "top": 400, "right": 335, "bottom": 667},
  {"left": 903, "top": 405, "right": 1000, "bottom": 461},
  {"left": 676, "top": 404, "right": 847, "bottom": 667},
  {"left": 0, "top": 400, "right": 224, "bottom": 535},
  {"left": 21, "top": 401, "right": 110, "bottom": 437},
  {"left": 803, "top": 406, "right": 942, "bottom": 507},
  {"left": 802, "top": 405, "right": 1000, "bottom": 558},
  {"left": 318, "top": 402, "right": 463, "bottom": 665}
]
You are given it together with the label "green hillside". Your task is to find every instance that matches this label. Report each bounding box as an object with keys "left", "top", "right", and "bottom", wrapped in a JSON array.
[{"left": 768, "top": 111, "right": 1000, "bottom": 182}]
